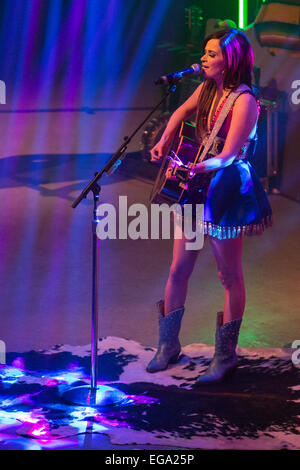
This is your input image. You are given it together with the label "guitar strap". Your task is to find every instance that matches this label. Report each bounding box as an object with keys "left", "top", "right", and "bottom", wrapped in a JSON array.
[{"left": 196, "top": 84, "right": 252, "bottom": 164}]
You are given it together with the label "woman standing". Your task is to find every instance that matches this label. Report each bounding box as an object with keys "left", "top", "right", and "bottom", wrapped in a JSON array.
[{"left": 147, "top": 29, "right": 273, "bottom": 384}]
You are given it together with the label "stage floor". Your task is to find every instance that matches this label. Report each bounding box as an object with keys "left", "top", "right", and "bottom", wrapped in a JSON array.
[{"left": 0, "top": 337, "right": 299, "bottom": 450}]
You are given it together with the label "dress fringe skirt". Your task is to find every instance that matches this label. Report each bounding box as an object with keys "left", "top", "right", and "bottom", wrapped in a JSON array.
[{"left": 181, "top": 159, "right": 273, "bottom": 240}]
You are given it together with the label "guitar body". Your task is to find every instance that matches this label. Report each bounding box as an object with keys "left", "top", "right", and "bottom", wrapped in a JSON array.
[{"left": 150, "top": 122, "right": 217, "bottom": 205}]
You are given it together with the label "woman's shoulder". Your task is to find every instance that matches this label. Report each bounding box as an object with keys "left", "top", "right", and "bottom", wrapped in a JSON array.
[
  {"left": 234, "top": 84, "right": 258, "bottom": 100},
  {"left": 228, "top": 89, "right": 260, "bottom": 127},
  {"left": 232, "top": 86, "right": 259, "bottom": 110}
]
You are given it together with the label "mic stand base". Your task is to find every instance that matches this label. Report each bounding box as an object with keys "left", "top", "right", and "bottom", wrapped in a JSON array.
[{"left": 62, "top": 384, "right": 126, "bottom": 407}]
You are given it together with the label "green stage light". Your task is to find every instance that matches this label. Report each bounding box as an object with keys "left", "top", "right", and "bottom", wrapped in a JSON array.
[{"left": 239, "top": 0, "right": 248, "bottom": 29}]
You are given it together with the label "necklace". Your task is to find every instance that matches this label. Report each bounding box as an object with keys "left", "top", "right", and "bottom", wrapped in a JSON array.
[{"left": 210, "top": 90, "right": 231, "bottom": 131}]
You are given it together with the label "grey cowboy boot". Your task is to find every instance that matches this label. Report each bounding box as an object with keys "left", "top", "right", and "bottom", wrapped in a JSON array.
[
  {"left": 146, "top": 300, "right": 184, "bottom": 373},
  {"left": 197, "top": 311, "right": 242, "bottom": 384}
]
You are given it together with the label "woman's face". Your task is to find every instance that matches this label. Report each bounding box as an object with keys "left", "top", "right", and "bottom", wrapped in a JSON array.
[{"left": 201, "top": 39, "right": 225, "bottom": 83}]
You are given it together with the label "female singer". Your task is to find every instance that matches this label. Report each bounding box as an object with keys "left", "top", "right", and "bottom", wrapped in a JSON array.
[{"left": 147, "top": 29, "right": 273, "bottom": 384}]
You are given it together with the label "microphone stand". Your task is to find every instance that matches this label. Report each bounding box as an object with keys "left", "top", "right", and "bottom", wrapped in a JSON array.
[{"left": 62, "top": 83, "right": 178, "bottom": 407}]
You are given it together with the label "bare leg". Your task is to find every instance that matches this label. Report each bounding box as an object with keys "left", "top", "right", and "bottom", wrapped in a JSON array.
[
  {"left": 209, "top": 236, "right": 245, "bottom": 324},
  {"left": 164, "top": 232, "right": 200, "bottom": 315}
]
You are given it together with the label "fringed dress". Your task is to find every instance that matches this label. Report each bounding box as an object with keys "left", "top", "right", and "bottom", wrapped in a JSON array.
[{"left": 184, "top": 91, "right": 273, "bottom": 240}]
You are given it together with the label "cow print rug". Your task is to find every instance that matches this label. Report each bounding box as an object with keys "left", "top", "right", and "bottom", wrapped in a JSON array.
[{"left": 0, "top": 337, "right": 299, "bottom": 450}]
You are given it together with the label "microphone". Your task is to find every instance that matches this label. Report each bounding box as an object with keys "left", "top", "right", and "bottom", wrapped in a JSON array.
[{"left": 154, "top": 63, "right": 201, "bottom": 85}]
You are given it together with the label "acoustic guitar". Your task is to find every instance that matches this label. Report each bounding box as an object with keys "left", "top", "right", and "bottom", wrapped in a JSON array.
[{"left": 149, "top": 121, "right": 221, "bottom": 205}]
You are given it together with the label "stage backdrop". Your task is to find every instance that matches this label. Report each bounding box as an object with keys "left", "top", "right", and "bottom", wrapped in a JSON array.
[
  {"left": 0, "top": 0, "right": 241, "bottom": 155},
  {"left": 0, "top": 1, "right": 298, "bottom": 193}
]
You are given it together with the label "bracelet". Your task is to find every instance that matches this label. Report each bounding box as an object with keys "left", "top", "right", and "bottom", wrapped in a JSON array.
[{"left": 173, "top": 165, "right": 195, "bottom": 181}]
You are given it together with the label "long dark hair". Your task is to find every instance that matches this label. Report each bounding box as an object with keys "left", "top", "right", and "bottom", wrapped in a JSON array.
[{"left": 196, "top": 29, "right": 254, "bottom": 139}]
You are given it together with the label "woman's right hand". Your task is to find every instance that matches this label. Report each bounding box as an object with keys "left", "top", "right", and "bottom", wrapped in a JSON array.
[{"left": 150, "top": 140, "right": 169, "bottom": 163}]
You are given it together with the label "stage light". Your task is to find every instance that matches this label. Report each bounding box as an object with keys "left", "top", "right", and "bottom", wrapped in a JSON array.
[{"left": 239, "top": 0, "right": 248, "bottom": 29}]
